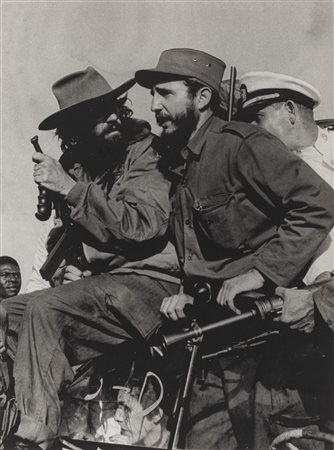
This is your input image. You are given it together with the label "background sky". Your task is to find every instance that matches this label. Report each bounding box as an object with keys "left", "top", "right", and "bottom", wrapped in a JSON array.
[{"left": 1, "top": 0, "right": 333, "bottom": 289}]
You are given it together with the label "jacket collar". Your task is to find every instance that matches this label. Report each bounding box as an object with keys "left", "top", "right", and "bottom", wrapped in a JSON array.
[{"left": 186, "top": 114, "right": 225, "bottom": 158}]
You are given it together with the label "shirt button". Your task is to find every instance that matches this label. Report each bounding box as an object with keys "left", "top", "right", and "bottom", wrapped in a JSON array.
[
  {"left": 185, "top": 219, "right": 191, "bottom": 225},
  {"left": 187, "top": 255, "right": 192, "bottom": 261},
  {"left": 327, "top": 318, "right": 333, "bottom": 325}
]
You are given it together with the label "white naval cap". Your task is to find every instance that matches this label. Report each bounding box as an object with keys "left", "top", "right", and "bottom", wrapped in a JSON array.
[{"left": 239, "top": 71, "right": 321, "bottom": 110}]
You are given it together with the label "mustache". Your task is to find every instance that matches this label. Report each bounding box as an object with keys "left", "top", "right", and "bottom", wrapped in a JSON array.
[
  {"left": 155, "top": 114, "right": 171, "bottom": 125},
  {"left": 100, "top": 122, "right": 122, "bottom": 135}
]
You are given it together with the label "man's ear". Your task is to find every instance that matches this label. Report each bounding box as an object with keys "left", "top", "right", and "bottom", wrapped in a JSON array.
[
  {"left": 151, "top": 407, "right": 163, "bottom": 424},
  {"left": 284, "top": 100, "right": 297, "bottom": 125},
  {"left": 196, "top": 86, "right": 212, "bottom": 111}
]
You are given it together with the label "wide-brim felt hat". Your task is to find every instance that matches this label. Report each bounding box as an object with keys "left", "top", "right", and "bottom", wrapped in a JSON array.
[
  {"left": 39, "top": 67, "right": 135, "bottom": 130},
  {"left": 135, "top": 48, "right": 226, "bottom": 94}
]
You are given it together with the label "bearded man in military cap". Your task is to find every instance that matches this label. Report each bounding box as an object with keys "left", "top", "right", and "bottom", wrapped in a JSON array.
[{"left": 135, "top": 48, "right": 334, "bottom": 449}]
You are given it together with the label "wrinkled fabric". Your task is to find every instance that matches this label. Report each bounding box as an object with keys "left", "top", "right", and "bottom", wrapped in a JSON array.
[
  {"left": 185, "top": 354, "right": 259, "bottom": 450},
  {"left": 168, "top": 116, "right": 334, "bottom": 286},
  {"left": 3, "top": 274, "right": 179, "bottom": 447}
]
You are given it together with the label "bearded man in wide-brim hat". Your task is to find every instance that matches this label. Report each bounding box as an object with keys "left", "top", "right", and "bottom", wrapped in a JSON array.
[{"left": 0, "top": 67, "right": 180, "bottom": 449}]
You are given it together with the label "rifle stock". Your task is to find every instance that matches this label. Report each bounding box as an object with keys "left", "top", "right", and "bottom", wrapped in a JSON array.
[{"left": 40, "top": 226, "right": 80, "bottom": 281}]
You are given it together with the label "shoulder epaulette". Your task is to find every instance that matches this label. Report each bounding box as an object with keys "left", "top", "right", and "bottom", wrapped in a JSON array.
[{"left": 219, "top": 120, "right": 259, "bottom": 139}]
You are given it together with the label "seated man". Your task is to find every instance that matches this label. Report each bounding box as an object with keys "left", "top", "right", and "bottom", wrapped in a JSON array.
[
  {"left": 0, "top": 67, "right": 180, "bottom": 449},
  {"left": 238, "top": 71, "right": 334, "bottom": 332},
  {"left": 135, "top": 48, "right": 334, "bottom": 449},
  {"left": 238, "top": 71, "right": 334, "bottom": 448},
  {"left": 0, "top": 257, "right": 21, "bottom": 301}
]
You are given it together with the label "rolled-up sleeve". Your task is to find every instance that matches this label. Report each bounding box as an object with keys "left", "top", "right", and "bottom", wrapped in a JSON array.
[
  {"left": 65, "top": 137, "right": 171, "bottom": 247},
  {"left": 237, "top": 132, "right": 334, "bottom": 286}
]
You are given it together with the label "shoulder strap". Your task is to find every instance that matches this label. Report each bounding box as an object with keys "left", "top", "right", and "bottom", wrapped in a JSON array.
[{"left": 219, "top": 120, "right": 259, "bottom": 139}]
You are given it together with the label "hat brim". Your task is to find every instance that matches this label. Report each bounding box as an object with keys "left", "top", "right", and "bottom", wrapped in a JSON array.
[
  {"left": 39, "top": 78, "right": 136, "bottom": 130},
  {"left": 135, "top": 69, "right": 189, "bottom": 89}
]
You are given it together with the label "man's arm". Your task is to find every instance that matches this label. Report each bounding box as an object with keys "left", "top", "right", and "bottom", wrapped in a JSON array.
[
  {"left": 218, "top": 131, "right": 334, "bottom": 311},
  {"left": 312, "top": 275, "right": 334, "bottom": 331},
  {"left": 240, "top": 132, "right": 334, "bottom": 285},
  {"left": 273, "top": 273, "right": 334, "bottom": 333},
  {"left": 65, "top": 139, "right": 170, "bottom": 247},
  {"left": 33, "top": 137, "right": 171, "bottom": 251}
]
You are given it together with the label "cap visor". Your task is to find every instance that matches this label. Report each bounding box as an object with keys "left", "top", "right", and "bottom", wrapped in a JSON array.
[
  {"left": 39, "top": 78, "right": 136, "bottom": 130},
  {"left": 135, "top": 69, "right": 186, "bottom": 89}
]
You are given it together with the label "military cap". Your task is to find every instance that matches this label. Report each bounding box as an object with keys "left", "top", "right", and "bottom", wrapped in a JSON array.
[
  {"left": 135, "top": 48, "right": 226, "bottom": 94},
  {"left": 238, "top": 71, "right": 321, "bottom": 111}
]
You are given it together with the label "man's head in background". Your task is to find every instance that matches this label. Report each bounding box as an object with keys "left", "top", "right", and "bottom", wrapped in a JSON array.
[
  {"left": 238, "top": 72, "right": 321, "bottom": 151},
  {"left": 112, "top": 371, "right": 170, "bottom": 448},
  {"left": 0, "top": 256, "right": 21, "bottom": 300}
]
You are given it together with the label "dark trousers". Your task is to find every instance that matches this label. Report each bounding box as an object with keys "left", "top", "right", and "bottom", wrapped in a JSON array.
[
  {"left": 2, "top": 273, "right": 179, "bottom": 448},
  {"left": 185, "top": 353, "right": 259, "bottom": 450}
]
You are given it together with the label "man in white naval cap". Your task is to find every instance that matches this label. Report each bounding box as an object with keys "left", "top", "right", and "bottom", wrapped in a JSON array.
[
  {"left": 239, "top": 72, "right": 333, "bottom": 331},
  {"left": 238, "top": 72, "right": 334, "bottom": 448}
]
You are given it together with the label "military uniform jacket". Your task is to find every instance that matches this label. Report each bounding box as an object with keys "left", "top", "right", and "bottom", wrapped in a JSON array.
[
  {"left": 168, "top": 115, "right": 334, "bottom": 287},
  {"left": 62, "top": 120, "right": 180, "bottom": 283}
]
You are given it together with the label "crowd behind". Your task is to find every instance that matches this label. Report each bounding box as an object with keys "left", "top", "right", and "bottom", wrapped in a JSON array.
[{"left": 0, "top": 47, "right": 333, "bottom": 450}]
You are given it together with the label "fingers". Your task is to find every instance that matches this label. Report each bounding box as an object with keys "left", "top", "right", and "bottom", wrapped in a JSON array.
[
  {"left": 217, "top": 270, "right": 265, "bottom": 315},
  {"left": 275, "top": 286, "right": 288, "bottom": 299},
  {"left": 109, "top": 435, "right": 131, "bottom": 445},
  {"left": 63, "top": 265, "right": 84, "bottom": 284},
  {"left": 217, "top": 283, "right": 241, "bottom": 314},
  {"left": 32, "top": 152, "right": 47, "bottom": 163},
  {"left": 66, "top": 265, "right": 83, "bottom": 276},
  {"left": 82, "top": 270, "right": 93, "bottom": 278},
  {"left": 160, "top": 294, "right": 194, "bottom": 321}
]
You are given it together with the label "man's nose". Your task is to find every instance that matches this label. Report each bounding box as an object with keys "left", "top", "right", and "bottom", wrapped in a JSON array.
[
  {"left": 151, "top": 94, "right": 162, "bottom": 113},
  {"left": 114, "top": 407, "right": 124, "bottom": 423},
  {"left": 6, "top": 274, "right": 19, "bottom": 281},
  {"left": 106, "top": 113, "right": 118, "bottom": 123}
]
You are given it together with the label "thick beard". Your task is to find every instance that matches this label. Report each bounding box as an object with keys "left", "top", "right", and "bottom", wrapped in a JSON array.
[{"left": 159, "top": 104, "right": 200, "bottom": 150}]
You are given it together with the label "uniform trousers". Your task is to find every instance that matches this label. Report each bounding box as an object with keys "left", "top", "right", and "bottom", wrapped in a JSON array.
[{"left": 2, "top": 273, "right": 179, "bottom": 448}]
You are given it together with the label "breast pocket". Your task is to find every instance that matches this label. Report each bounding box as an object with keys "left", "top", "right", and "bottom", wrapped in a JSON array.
[{"left": 193, "top": 192, "right": 247, "bottom": 255}]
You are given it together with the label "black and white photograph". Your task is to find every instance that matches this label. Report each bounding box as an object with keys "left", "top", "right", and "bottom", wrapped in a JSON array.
[{"left": 1, "top": 1, "right": 333, "bottom": 449}]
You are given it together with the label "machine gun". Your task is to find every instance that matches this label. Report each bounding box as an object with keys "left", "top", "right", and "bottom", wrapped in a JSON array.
[
  {"left": 158, "top": 279, "right": 330, "bottom": 449},
  {"left": 30, "top": 136, "right": 82, "bottom": 281},
  {"left": 31, "top": 136, "right": 53, "bottom": 221}
]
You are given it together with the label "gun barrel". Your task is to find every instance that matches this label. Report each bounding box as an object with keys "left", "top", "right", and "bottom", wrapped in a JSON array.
[
  {"left": 31, "top": 135, "right": 43, "bottom": 153},
  {"left": 163, "top": 310, "right": 256, "bottom": 349},
  {"left": 228, "top": 66, "right": 237, "bottom": 121}
]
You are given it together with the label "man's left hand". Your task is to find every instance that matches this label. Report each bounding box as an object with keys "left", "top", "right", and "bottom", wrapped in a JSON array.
[
  {"left": 216, "top": 269, "right": 265, "bottom": 314},
  {"left": 33, "top": 152, "right": 76, "bottom": 195},
  {"left": 274, "top": 286, "right": 315, "bottom": 333},
  {"left": 160, "top": 294, "right": 194, "bottom": 321}
]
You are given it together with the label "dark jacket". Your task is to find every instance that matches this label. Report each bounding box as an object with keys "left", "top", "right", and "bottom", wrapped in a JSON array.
[
  {"left": 53, "top": 119, "right": 180, "bottom": 283},
  {"left": 168, "top": 116, "right": 334, "bottom": 286}
]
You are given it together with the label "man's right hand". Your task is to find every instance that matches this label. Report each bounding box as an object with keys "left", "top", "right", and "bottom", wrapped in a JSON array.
[
  {"left": 274, "top": 286, "right": 315, "bottom": 333},
  {"left": 62, "top": 265, "right": 92, "bottom": 284},
  {"left": 33, "top": 152, "right": 76, "bottom": 195},
  {"left": 160, "top": 294, "right": 194, "bottom": 321}
]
